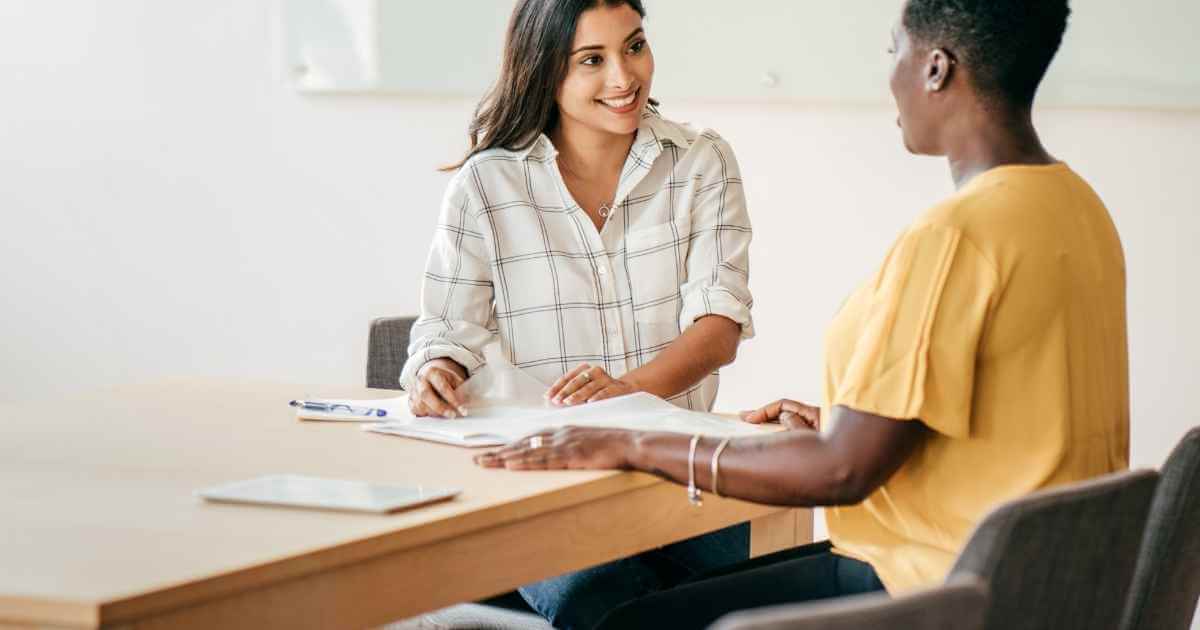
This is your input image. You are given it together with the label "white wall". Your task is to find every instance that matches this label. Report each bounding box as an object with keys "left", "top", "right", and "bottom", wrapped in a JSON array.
[
  {"left": 9, "top": 2, "right": 1195, "bottom": 466},
  {"left": 1, "top": 7, "right": 1198, "bottom": 622}
]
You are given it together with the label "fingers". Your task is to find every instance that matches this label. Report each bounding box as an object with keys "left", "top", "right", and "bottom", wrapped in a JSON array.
[
  {"left": 546, "top": 364, "right": 590, "bottom": 402},
  {"left": 427, "top": 368, "right": 468, "bottom": 416},
  {"left": 739, "top": 399, "right": 818, "bottom": 425},
  {"left": 409, "top": 395, "right": 431, "bottom": 417},
  {"left": 779, "top": 410, "right": 819, "bottom": 431},
  {"left": 740, "top": 399, "right": 785, "bottom": 424},
  {"left": 552, "top": 366, "right": 607, "bottom": 406},
  {"left": 414, "top": 370, "right": 463, "bottom": 419},
  {"left": 563, "top": 375, "right": 608, "bottom": 405},
  {"left": 474, "top": 430, "right": 559, "bottom": 469}
]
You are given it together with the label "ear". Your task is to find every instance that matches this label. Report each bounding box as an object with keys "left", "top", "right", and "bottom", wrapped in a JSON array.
[{"left": 925, "top": 48, "right": 955, "bottom": 93}]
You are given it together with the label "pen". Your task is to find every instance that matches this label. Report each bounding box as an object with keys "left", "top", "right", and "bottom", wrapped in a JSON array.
[{"left": 288, "top": 400, "right": 388, "bottom": 418}]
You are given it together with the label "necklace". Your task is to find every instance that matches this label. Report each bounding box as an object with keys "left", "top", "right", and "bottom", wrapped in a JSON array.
[{"left": 558, "top": 159, "right": 615, "bottom": 219}]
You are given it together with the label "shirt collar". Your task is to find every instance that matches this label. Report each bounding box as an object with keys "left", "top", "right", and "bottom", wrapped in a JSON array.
[{"left": 519, "top": 110, "right": 690, "bottom": 163}]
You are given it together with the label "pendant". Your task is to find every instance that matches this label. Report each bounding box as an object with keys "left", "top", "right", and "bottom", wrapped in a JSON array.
[{"left": 598, "top": 202, "right": 613, "bottom": 218}]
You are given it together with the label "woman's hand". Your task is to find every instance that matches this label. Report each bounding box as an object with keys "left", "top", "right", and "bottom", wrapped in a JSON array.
[
  {"left": 474, "top": 427, "right": 636, "bottom": 470},
  {"left": 544, "top": 363, "right": 639, "bottom": 406},
  {"left": 740, "top": 399, "right": 821, "bottom": 431},
  {"left": 410, "top": 358, "right": 469, "bottom": 418}
]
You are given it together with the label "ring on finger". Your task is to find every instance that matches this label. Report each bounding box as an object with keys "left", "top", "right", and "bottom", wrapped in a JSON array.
[
  {"left": 578, "top": 371, "right": 592, "bottom": 383},
  {"left": 529, "top": 436, "right": 544, "bottom": 449}
]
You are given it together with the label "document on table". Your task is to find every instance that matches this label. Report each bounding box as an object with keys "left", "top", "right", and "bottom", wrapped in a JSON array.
[
  {"left": 366, "top": 393, "right": 771, "bottom": 447},
  {"left": 283, "top": 348, "right": 772, "bottom": 446}
]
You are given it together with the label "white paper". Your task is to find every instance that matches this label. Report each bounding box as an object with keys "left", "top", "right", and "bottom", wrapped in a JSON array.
[{"left": 365, "top": 353, "right": 772, "bottom": 447}]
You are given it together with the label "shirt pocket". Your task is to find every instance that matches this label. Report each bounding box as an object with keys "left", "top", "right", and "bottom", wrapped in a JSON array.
[{"left": 623, "top": 222, "right": 687, "bottom": 325}]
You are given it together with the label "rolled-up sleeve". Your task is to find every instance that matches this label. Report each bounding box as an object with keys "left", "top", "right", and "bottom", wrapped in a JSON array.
[
  {"left": 399, "top": 175, "right": 496, "bottom": 390},
  {"left": 678, "top": 133, "right": 755, "bottom": 339}
]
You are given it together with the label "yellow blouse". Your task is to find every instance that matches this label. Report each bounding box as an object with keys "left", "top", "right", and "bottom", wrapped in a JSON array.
[{"left": 824, "top": 163, "right": 1130, "bottom": 592}]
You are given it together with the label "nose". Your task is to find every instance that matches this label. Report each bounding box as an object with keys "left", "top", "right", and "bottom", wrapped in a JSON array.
[{"left": 607, "top": 57, "right": 634, "bottom": 92}]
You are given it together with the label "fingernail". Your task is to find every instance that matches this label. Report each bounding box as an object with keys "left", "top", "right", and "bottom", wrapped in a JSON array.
[{"left": 458, "top": 406, "right": 469, "bottom": 417}]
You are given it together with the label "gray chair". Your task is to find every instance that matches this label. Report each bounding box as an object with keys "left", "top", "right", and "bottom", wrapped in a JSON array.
[
  {"left": 949, "top": 468, "right": 1159, "bottom": 630},
  {"left": 714, "top": 469, "right": 1158, "bottom": 630},
  {"left": 710, "top": 576, "right": 989, "bottom": 630},
  {"left": 367, "top": 316, "right": 417, "bottom": 389},
  {"left": 1120, "top": 427, "right": 1200, "bottom": 630}
]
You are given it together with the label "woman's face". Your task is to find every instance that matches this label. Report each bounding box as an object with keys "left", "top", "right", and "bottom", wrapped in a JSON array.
[
  {"left": 888, "top": 19, "right": 939, "bottom": 155},
  {"left": 557, "top": 3, "right": 654, "bottom": 138}
]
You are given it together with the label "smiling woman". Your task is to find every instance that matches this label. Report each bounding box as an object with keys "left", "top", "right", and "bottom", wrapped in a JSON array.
[{"left": 398, "top": 0, "right": 757, "bottom": 627}]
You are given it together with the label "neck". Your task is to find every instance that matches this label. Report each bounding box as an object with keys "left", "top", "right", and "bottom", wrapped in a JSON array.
[
  {"left": 944, "top": 102, "right": 1056, "bottom": 189},
  {"left": 551, "top": 117, "right": 636, "bottom": 179}
]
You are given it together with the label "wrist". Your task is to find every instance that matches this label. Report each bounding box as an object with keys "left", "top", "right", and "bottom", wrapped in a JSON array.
[
  {"left": 623, "top": 431, "right": 648, "bottom": 471},
  {"left": 620, "top": 371, "right": 649, "bottom": 395},
  {"left": 422, "top": 358, "right": 467, "bottom": 380}
]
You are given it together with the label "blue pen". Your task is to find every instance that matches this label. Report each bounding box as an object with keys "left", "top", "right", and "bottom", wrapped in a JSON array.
[{"left": 288, "top": 400, "right": 388, "bottom": 418}]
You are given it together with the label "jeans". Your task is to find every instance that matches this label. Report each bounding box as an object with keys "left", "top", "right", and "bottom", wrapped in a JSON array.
[
  {"left": 593, "top": 540, "right": 885, "bottom": 630},
  {"left": 516, "top": 523, "right": 750, "bottom": 630}
]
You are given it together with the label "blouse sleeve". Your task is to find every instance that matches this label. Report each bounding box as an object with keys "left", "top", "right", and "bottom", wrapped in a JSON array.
[
  {"left": 832, "top": 223, "right": 998, "bottom": 438},
  {"left": 398, "top": 174, "right": 496, "bottom": 391},
  {"left": 677, "top": 133, "right": 755, "bottom": 339}
]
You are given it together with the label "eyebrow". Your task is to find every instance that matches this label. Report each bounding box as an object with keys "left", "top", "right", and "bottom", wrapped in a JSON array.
[{"left": 570, "top": 27, "right": 644, "bottom": 55}]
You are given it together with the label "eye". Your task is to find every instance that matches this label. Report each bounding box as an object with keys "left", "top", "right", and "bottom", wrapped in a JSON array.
[
  {"left": 581, "top": 54, "right": 603, "bottom": 66},
  {"left": 629, "top": 39, "right": 647, "bottom": 54}
]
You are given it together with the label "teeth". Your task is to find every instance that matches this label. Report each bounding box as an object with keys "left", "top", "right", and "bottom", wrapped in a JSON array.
[{"left": 600, "top": 91, "right": 637, "bottom": 108}]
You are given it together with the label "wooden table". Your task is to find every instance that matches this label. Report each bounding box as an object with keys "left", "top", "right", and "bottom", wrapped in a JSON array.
[{"left": 0, "top": 380, "right": 810, "bottom": 629}]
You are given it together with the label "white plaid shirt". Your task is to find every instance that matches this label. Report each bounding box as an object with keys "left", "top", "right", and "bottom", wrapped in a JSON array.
[{"left": 400, "top": 112, "right": 754, "bottom": 411}]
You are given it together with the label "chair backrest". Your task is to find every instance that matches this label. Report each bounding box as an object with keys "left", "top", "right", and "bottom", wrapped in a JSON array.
[
  {"left": 366, "top": 316, "right": 417, "bottom": 390},
  {"left": 949, "top": 469, "right": 1159, "bottom": 630},
  {"left": 1120, "top": 427, "right": 1200, "bottom": 630},
  {"left": 708, "top": 575, "right": 988, "bottom": 630}
]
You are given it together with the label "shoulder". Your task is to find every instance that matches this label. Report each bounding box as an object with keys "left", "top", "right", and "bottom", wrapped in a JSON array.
[
  {"left": 457, "top": 144, "right": 535, "bottom": 175},
  {"left": 444, "top": 142, "right": 547, "bottom": 206},
  {"left": 645, "top": 114, "right": 740, "bottom": 171}
]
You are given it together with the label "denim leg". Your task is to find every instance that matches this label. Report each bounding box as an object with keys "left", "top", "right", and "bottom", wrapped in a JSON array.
[
  {"left": 518, "top": 523, "right": 750, "bottom": 630},
  {"left": 519, "top": 555, "right": 664, "bottom": 630},
  {"left": 648, "top": 522, "right": 750, "bottom": 579}
]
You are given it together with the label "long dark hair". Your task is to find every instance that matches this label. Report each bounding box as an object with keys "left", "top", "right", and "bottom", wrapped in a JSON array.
[{"left": 442, "top": 0, "right": 652, "bottom": 171}]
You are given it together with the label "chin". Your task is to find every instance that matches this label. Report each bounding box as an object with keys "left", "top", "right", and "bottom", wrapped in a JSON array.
[{"left": 592, "top": 108, "right": 643, "bottom": 136}]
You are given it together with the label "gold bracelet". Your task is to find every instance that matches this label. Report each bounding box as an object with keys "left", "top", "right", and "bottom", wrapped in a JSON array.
[
  {"left": 711, "top": 437, "right": 733, "bottom": 498},
  {"left": 687, "top": 434, "right": 702, "bottom": 506}
]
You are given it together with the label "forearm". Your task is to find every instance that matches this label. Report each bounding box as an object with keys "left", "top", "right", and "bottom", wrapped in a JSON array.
[
  {"left": 623, "top": 315, "right": 740, "bottom": 399},
  {"left": 627, "top": 429, "right": 858, "bottom": 507}
]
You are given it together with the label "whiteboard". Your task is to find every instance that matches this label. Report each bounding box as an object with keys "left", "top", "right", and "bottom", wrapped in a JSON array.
[{"left": 280, "top": 0, "right": 1200, "bottom": 109}]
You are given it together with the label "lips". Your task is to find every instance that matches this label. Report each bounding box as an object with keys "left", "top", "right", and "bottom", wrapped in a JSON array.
[{"left": 597, "top": 88, "right": 640, "bottom": 114}]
